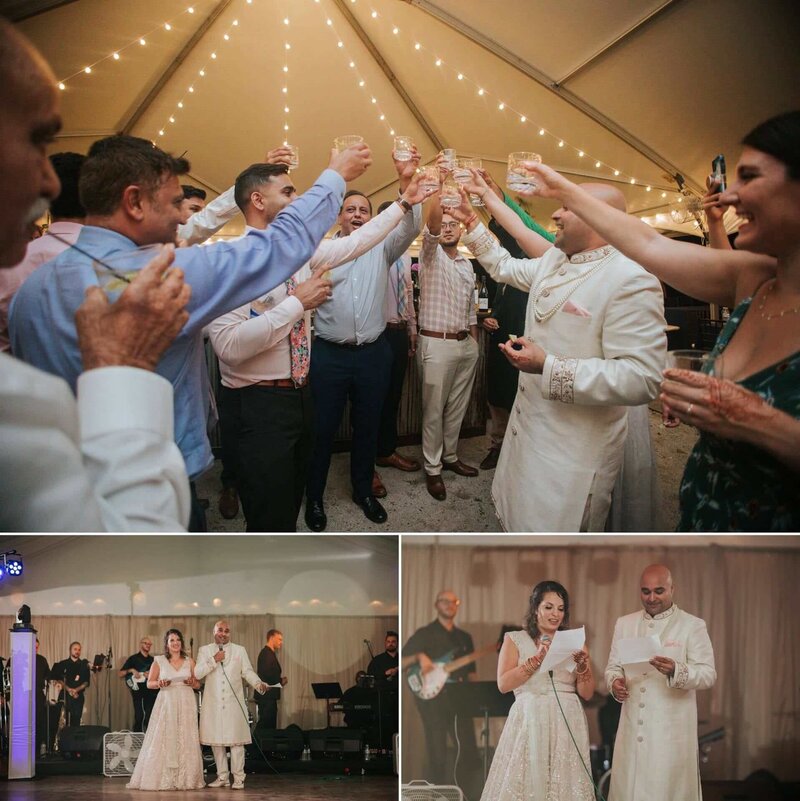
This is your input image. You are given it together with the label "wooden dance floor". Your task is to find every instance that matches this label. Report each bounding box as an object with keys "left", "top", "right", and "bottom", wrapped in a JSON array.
[{"left": 3, "top": 773, "right": 397, "bottom": 800}]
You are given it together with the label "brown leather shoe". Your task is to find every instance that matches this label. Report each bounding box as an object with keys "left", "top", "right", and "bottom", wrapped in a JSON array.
[
  {"left": 372, "top": 471, "right": 387, "bottom": 498},
  {"left": 218, "top": 487, "right": 239, "bottom": 519},
  {"left": 376, "top": 452, "right": 421, "bottom": 472},
  {"left": 442, "top": 459, "right": 479, "bottom": 477},
  {"left": 479, "top": 447, "right": 501, "bottom": 470},
  {"left": 426, "top": 474, "right": 447, "bottom": 501}
]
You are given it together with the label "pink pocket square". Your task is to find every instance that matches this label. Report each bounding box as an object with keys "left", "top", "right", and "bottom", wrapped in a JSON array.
[{"left": 562, "top": 300, "right": 592, "bottom": 318}]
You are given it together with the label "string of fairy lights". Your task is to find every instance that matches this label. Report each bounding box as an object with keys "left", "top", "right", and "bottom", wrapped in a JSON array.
[
  {"left": 52, "top": 0, "right": 693, "bottom": 223},
  {"left": 358, "top": 3, "right": 688, "bottom": 209},
  {"left": 153, "top": 4, "right": 249, "bottom": 140},
  {"left": 310, "top": 0, "right": 398, "bottom": 138},
  {"left": 55, "top": 4, "right": 203, "bottom": 89}
]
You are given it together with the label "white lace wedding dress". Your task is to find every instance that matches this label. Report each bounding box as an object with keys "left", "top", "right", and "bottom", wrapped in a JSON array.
[
  {"left": 480, "top": 630, "right": 594, "bottom": 801},
  {"left": 127, "top": 655, "right": 205, "bottom": 790}
]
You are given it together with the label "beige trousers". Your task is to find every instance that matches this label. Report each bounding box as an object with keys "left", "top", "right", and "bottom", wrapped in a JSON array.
[
  {"left": 418, "top": 334, "right": 479, "bottom": 475},
  {"left": 212, "top": 744, "right": 245, "bottom": 784}
]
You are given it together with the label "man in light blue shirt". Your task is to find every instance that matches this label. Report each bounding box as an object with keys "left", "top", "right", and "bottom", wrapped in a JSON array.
[
  {"left": 10, "top": 134, "right": 371, "bottom": 529},
  {"left": 305, "top": 153, "right": 423, "bottom": 531}
]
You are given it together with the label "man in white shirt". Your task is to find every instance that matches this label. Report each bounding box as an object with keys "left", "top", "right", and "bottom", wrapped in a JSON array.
[
  {"left": 0, "top": 18, "right": 191, "bottom": 530},
  {"left": 208, "top": 162, "right": 431, "bottom": 531},
  {"left": 374, "top": 200, "right": 421, "bottom": 494},
  {"left": 605, "top": 564, "right": 716, "bottom": 800},
  {"left": 180, "top": 184, "right": 206, "bottom": 222}
]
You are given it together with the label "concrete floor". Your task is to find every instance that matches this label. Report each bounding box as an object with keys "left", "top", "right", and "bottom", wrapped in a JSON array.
[{"left": 195, "top": 411, "right": 699, "bottom": 533}]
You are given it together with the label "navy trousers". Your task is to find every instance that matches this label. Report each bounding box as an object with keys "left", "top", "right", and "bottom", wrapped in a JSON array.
[
  {"left": 307, "top": 334, "right": 392, "bottom": 501},
  {"left": 377, "top": 326, "right": 411, "bottom": 458}
]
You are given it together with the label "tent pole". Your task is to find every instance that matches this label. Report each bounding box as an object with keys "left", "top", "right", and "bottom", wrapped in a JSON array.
[
  {"left": 404, "top": 0, "right": 701, "bottom": 194},
  {"left": 119, "top": 0, "right": 235, "bottom": 137},
  {"left": 330, "top": 0, "right": 447, "bottom": 153}
]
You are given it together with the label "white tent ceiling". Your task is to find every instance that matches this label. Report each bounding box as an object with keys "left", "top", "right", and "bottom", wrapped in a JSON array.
[
  {"left": 9, "top": 0, "right": 800, "bottom": 241},
  {"left": 0, "top": 534, "right": 398, "bottom": 616}
]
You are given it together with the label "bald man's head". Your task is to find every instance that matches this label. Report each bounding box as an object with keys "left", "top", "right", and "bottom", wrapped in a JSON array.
[
  {"left": 551, "top": 181, "right": 626, "bottom": 257},
  {"left": 581, "top": 183, "right": 627, "bottom": 213},
  {"left": 0, "top": 20, "right": 61, "bottom": 265},
  {"left": 213, "top": 619, "right": 231, "bottom": 644},
  {"left": 639, "top": 564, "right": 674, "bottom": 616}
]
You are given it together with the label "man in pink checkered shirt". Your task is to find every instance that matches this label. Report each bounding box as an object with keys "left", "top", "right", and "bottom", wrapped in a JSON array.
[{"left": 416, "top": 199, "right": 480, "bottom": 501}]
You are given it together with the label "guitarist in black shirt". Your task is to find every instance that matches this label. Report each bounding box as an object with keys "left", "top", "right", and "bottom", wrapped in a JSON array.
[
  {"left": 403, "top": 590, "right": 480, "bottom": 795},
  {"left": 118, "top": 636, "right": 158, "bottom": 732}
]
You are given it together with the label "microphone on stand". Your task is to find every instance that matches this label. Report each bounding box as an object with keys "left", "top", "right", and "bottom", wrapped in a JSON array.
[{"left": 363, "top": 639, "right": 375, "bottom": 660}]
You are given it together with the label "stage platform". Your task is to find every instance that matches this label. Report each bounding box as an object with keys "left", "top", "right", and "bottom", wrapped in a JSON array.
[{"left": 3, "top": 772, "right": 397, "bottom": 800}]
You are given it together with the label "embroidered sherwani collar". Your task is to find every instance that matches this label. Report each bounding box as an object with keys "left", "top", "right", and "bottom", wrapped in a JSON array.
[
  {"left": 567, "top": 244, "right": 616, "bottom": 264},
  {"left": 643, "top": 604, "right": 678, "bottom": 621}
]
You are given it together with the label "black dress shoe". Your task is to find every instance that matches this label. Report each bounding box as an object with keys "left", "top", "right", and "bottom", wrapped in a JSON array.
[
  {"left": 304, "top": 500, "right": 327, "bottom": 531},
  {"left": 352, "top": 494, "right": 388, "bottom": 524}
]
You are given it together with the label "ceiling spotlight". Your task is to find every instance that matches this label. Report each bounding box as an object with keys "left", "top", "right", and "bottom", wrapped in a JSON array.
[
  {"left": 139, "top": 38, "right": 146, "bottom": 46},
  {"left": 7, "top": 559, "right": 23, "bottom": 577},
  {"left": 578, "top": 150, "right": 584, "bottom": 157},
  {"left": 614, "top": 170, "right": 620, "bottom": 176},
  {"left": 539, "top": 128, "right": 545, "bottom": 136},
  {"left": 58, "top": 82, "right": 65, "bottom": 90},
  {"left": 84, "top": 66, "right": 91, "bottom": 74},
  {"left": 558, "top": 140, "right": 564, "bottom": 147},
  {"left": 498, "top": 102, "right": 504, "bottom": 110},
  {"left": 112, "top": 52, "right": 120, "bottom": 60},
  {"left": 520, "top": 116, "right": 526, "bottom": 122},
  {"left": 165, "top": 23, "right": 172, "bottom": 31},
  {"left": 457, "top": 73, "right": 463, "bottom": 80},
  {"left": 223, "top": 34, "right": 229, "bottom": 41},
  {"left": 595, "top": 161, "right": 601, "bottom": 168}
]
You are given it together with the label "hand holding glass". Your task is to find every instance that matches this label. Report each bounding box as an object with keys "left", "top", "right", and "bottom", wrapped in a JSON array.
[{"left": 507, "top": 152, "right": 542, "bottom": 194}]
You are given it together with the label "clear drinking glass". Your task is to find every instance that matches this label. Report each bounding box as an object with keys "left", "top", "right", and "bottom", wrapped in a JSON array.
[
  {"left": 334, "top": 134, "right": 364, "bottom": 152},
  {"left": 440, "top": 177, "right": 461, "bottom": 208},
  {"left": 419, "top": 165, "right": 441, "bottom": 192},
  {"left": 393, "top": 136, "right": 414, "bottom": 161},
  {"left": 455, "top": 158, "right": 484, "bottom": 206},
  {"left": 91, "top": 244, "right": 169, "bottom": 302},
  {"left": 667, "top": 349, "right": 716, "bottom": 374},
  {"left": 507, "top": 151, "right": 542, "bottom": 194},
  {"left": 439, "top": 148, "right": 456, "bottom": 171},
  {"left": 284, "top": 143, "right": 299, "bottom": 169}
]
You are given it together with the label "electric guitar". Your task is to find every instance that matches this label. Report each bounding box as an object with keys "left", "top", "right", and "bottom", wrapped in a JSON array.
[
  {"left": 125, "top": 671, "right": 148, "bottom": 691},
  {"left": 406, "top": 643, "right": 497, "bottom": 700}
]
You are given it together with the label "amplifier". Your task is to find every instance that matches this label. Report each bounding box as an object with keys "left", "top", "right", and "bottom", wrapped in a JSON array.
[
  {"left": 256, "top": 724, "right": 304, "bottom": 759},
  {"left": 308, "top": 727, "right": 362, "bottom": 757},
  {"left": 59, "top": 725, "right": 110, "bottom": 759}
]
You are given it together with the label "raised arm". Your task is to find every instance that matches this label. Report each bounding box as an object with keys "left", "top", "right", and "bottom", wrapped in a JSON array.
[
  {"left": 464, "top": 171, "right": 553, "bottom": 258},
  {"left": 525, "top": 162, "right": 775, "bottom": 307}
]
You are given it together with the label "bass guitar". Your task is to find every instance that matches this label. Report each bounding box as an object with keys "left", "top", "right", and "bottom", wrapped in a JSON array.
[{"left": 406, "top": 643, "right": 497, "bottom": 700}]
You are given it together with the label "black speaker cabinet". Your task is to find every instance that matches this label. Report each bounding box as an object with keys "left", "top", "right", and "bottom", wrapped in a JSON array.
[
  {"left": 59, "top": 725, "right": 110, "bottom": 759},
  {"left": 308, "top": 727, "right": 363, "bottom": 757},
  {"left": 256, "top": 724, "right": 304, "bottom": 759}
]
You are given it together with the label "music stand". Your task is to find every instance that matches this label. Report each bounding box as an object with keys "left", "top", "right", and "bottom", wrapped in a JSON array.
[
  {"left": 448, "top": 681, "right": 514, "bottom": 783},
  {"left": 311, "top": 682, "right": 343, "bottom": 729}
]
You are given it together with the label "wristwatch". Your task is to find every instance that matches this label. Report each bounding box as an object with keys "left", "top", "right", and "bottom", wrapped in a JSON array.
[{"left": 397, "top": 198, "right": 413, "bottom": 213}]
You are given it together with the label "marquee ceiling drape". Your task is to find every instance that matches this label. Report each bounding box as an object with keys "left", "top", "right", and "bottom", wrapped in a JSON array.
[{"left": 9, "top": 0, "right": 799, "bottom": 240}]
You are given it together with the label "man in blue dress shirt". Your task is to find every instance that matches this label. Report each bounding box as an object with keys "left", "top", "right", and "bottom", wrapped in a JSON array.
[
  {"left": 304, "top": 152, "right": 423, "bottom": 531},
  {"left": 10, "top": 134, "right": 371, "bottom": 529}
]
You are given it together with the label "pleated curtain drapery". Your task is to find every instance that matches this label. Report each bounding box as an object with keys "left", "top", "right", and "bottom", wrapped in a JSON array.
[
  {"left": 1, "top": 613, "right": 397, "bottom": 734},
  {"left": 401, "top": 543, "right": 800, "bottom": 782}
]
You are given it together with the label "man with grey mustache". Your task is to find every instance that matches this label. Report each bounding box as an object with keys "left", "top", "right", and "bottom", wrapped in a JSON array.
[{"left": 0, "top": 18, "right": 191, "bottom": 530}]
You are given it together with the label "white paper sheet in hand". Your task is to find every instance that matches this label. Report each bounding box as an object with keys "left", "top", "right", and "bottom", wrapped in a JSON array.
[
  {"left": 617, "top": 635, "right": 661, "bottom": 678},
  {"left": 539, "top": 626, "right": 586, "bottom": 674}
]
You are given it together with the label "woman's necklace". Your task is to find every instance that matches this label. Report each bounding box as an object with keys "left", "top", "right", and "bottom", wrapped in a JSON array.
[
  {"left": 758, "top": 279, "right": 800, "bottom": 320},
  {"left": 532, "top": 250, "right": 616, "bottom": 323}
]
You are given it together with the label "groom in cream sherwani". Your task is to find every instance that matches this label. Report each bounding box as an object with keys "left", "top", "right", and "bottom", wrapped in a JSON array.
[
  {"left": 605, "top": 564, "right": 716, "bottom": 801},
  {"left": 195, "top": 620, "right": 267, "bottom": 790}
]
